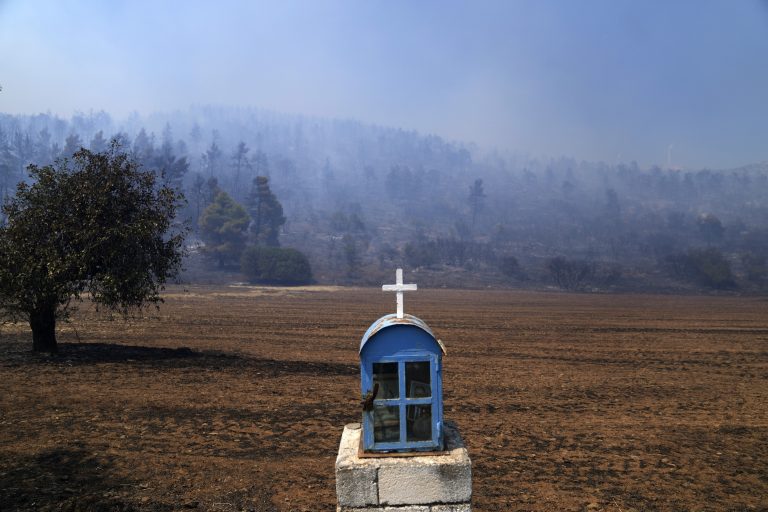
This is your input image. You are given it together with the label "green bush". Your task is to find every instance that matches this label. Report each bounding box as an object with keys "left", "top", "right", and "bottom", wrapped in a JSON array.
[{"left": 241, "top": 246, "right": 313, "bottom": 285}]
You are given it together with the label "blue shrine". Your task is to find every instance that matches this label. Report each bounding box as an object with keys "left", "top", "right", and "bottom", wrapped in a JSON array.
[{"left": 359, "top": 269, "right": 446, "bottom": 453}]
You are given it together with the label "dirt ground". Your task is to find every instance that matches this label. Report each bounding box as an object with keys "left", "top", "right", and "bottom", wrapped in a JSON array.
[{"left": 1, "top": 286, "right": 767, "bottom": 511}]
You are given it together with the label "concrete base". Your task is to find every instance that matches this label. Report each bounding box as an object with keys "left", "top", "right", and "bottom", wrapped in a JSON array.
[{"left": 335, "top": 422, "right": 472, "bottom": 512}]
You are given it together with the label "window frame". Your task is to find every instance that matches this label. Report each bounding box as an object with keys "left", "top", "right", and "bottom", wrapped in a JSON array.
[{"left": 364, "top": 353, "right": 440, "bottom": 451}]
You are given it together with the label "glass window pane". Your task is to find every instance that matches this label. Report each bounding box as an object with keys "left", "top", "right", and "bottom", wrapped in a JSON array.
[
  {"left": 373, "top": 362, "right": 399, "bottom": 399},
  {"left": 373, "top": 404, "right": 400, "bottom": 443},
  {"left": 406, "top": 404, "right": 432, "bottom": 442},
  {"left": 406, "top": 361, "right": 431, "bottom": 398}
]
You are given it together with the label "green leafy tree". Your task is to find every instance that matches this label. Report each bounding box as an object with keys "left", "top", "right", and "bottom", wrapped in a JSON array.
[
  {"left": 247, "top": 176, "right": 285, "bottom": 247},
  {"left": 199, "top": 189, "right": 250, "bottom": 269},
  {"left": 240, "top": 246, "right": 312, "bottom": 285},
  {"left": 0, "top": 143, "right": 185, "bottom": 353}
]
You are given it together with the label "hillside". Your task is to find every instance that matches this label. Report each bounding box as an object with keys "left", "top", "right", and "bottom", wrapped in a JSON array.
[{"left": 1, "top": 107, "right": 767, "bottom": 292}]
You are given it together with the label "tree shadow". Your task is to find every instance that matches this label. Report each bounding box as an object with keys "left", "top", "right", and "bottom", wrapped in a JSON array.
[
  {"left": 0, "top": 446, "right": 139, "bottom": 511},
  {"left": 1, "top": 340, "right": 357, "bottom": 377},
  {"left": 0, "top": 446, "right": 278, "bottom": 511}
]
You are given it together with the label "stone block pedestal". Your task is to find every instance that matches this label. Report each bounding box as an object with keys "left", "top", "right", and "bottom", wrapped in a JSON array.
[{"left": 335, "top": 422, "right": 472, "bottom": 511}]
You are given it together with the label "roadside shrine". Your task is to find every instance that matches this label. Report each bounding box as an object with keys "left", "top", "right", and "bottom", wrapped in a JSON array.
[{"left": 335, "top": 269, "right": 473, "bottom": 511}]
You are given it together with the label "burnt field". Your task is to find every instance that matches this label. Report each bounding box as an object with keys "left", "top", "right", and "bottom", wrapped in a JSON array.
[{"left": 1, "top": 286, "right": 767, "bottom": 511}]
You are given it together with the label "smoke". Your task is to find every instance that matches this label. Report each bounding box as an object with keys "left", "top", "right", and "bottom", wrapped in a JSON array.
[{"left": 0, "top": 1, "right": 766, "bottom": 168}]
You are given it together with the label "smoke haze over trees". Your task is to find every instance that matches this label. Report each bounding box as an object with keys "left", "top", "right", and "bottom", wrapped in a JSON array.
[
  {"left": 1, "top": 106, "right": 767, "bottom": 293},
  {"left": 3, "top": 1, "right": 767, "bottom": 169}
]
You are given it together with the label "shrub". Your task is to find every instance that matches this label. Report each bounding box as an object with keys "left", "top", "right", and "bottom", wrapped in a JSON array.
[
  {"left": 499, "top": 255, "right": 523, "bottom": 279},
  {"left": 241, "top": 246, "right": 313, "bottom": 285},
  {"left": 546, "top": 257, "right": 595, "bottom": 291},
  {"left": 404, "top": 240, "right": 438, "bottom": 268},
  {"left": 665, "top": 248, "right": 735, "bottom": 289},
  {"left": 404, "top": 237, "right": 496, "bottom": 269}
]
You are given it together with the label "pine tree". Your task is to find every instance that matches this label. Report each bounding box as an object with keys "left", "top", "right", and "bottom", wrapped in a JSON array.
[
  {"left": 247, "top": 176, "right": 285, "bottom": 247},
  {"left": 89, "top": 130, "right": 108, "bottom": 153},
  {"left": 202, "top": 140, "right": 222, "bottom": 177},
  {"left": 152, "top": 131, "right": 189, "bottom": 192},
  {"left": 199, "top": 189, "right": 250, "bottom": 269},
  {"left": 131, "top": 128, "right": 154, "bottom": 167},
  {"left": 231, "top": 141, "right": 251, "bottom": 196},
  {"left": 63, "top": 133, "right": 83, "bottom": 159}
]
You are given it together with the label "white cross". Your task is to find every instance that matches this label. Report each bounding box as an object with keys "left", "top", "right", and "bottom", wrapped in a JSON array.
[{"left": 382, "top": 268, "right": 417, "bottom": 319}]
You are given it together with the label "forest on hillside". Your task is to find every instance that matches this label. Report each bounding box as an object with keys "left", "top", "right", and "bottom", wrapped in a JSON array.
[{"left": 1, "top": 106, "right": 767, "bottom": 293}]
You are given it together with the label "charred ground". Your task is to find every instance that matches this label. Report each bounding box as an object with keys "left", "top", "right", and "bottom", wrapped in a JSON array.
[{"left": 1, "top": 286, "right": 766, "bottom": 511}]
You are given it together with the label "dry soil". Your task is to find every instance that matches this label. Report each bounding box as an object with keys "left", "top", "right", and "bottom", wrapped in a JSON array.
[{"left": 1, "top": 286, "right": 767, "bottom": 511}]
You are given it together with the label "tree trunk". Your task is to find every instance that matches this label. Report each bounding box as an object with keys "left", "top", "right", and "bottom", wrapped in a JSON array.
[{"left": 30, "top": 304, "right": 57, "bottom": 353}]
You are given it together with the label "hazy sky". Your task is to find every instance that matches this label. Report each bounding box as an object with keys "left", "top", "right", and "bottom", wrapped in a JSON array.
[{"left": 1, "top": 0, "right": 767, "bottom": 169}]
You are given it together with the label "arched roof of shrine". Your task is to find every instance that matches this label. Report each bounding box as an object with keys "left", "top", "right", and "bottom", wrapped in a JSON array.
[{"left": 359, "top": 313, "right": 446, "bottom": 355}]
